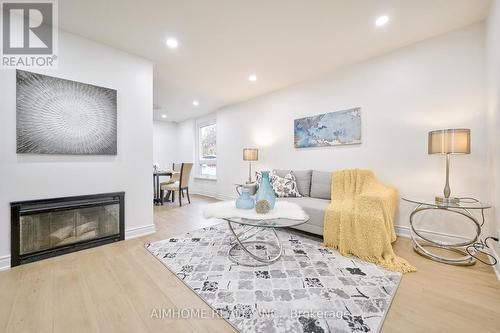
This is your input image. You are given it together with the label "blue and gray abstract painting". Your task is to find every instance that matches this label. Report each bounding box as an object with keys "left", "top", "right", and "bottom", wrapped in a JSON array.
[{"left": 294, "top": 107, "right": 361, "bottom": 148}]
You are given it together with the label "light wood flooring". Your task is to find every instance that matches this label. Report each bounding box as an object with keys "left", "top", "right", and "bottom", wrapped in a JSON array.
[{"left": 1, "top": 195, "right": 499, "bottom": 333}]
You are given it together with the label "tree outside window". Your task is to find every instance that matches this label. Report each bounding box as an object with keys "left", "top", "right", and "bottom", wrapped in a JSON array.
[{"left": 198, "top": 122, "right": 216, "bottom": 177}]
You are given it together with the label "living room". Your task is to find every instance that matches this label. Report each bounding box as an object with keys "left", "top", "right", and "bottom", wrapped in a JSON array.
[{"left": 1, "top": 1, "right": 500, "bottom": 332}]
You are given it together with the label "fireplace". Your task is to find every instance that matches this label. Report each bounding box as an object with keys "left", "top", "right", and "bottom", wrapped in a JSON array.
[{"left": 11, "top": 192, "right": 124, "bottom": 267}]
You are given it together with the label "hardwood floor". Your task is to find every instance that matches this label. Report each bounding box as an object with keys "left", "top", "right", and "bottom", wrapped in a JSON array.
[{"left": 1, "top": 194, "right": 499, "bottom": 333}]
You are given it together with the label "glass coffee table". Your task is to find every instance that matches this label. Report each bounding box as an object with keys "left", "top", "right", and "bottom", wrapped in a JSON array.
[{"left": 223, "top": 216, "right": 309, "bottom": 267}]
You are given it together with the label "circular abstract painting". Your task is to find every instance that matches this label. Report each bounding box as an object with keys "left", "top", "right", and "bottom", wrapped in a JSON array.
[{"left": 16, "top": 70, "right": 117, "bottom": 155}]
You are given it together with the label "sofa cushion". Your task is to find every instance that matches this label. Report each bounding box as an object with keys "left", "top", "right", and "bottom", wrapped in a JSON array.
[
  {"left": 273, "top": 169, "right": 312, "bottom": 197},
  {"left": 271, "top": 172, "right": 302, "bottom": 198},
  {"left": 310, "top": 171, "right": 332, "bottom": 200},
  {"left": 277, "top": 197, "right": 329, "bottom": 228}
]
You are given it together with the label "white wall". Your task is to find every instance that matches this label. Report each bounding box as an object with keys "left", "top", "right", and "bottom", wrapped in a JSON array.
[
  {"left": 153, "top": 120, "right": 178, "bottom": 170},
  {"left": 177, "top": 119, "right": 195, "bottom": 163},
  {"left": 0, "top": 30, "right": 154, "bottom": 267},
  {"left": 486, "top": 0, "right": 500, "bottom": 271},
  {"left": 183, "top": 23, "right": 489, "bottom": 237}
]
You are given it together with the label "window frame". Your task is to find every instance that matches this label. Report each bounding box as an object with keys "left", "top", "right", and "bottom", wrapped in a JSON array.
[{"left": 195, "top": 118, "right": 217, "bottom": 180}]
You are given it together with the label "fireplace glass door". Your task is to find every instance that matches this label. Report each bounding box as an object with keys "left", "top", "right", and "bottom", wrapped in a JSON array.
[{"left": 19, "top": 203, "right": 120, "bottom": 256}]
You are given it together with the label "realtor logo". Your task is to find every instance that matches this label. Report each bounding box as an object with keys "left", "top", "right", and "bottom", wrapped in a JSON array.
[{"left": 1, "top": 0, "right": 58, "bottom": 68}]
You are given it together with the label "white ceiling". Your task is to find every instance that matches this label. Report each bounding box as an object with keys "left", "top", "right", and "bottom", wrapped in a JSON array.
[{"left": 58, "top": 0, "right": 491, "bottom": 122}]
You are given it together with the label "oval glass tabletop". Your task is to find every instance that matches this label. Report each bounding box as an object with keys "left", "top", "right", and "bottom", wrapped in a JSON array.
[
  {"left": 224, "top": 216, "right": 309, "bottom": 228},
  {"left": 402, "top": 197, "right": 491, "bottom": 209}
]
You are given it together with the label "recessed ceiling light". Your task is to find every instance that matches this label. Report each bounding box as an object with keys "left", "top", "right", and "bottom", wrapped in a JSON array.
[
  {"left": 192, "top": 100, "right": 199, "bottom": 106},
  {"left": 161, "top": 114, "right": 167, "bottom": 119},
  {"left": 375, "top": 15, "right": 389, "bottom": 27},
  {"left": 166, "top": 37, "right": 178, "bottom": 49},
  {"left": 248, "top": 74, "right": 257, "bottom": 82}
]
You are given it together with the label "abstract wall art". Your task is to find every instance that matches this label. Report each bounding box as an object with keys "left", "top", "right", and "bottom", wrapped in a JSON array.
[
  {"left": 294, "top": 107, "right": 361, "bottom": 148},
  {"left": 16, "top": 70, "right": 117, "bottom": 155}
]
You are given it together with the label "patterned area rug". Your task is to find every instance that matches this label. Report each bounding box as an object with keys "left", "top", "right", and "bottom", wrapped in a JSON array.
[{"left": 146, "top": 223, "right": 401, "bottom": 333}]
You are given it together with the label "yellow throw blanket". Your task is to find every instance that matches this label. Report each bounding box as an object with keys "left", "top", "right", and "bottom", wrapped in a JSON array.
[{"left": 323, "top": 169, "right": 416, "bottom": 273}]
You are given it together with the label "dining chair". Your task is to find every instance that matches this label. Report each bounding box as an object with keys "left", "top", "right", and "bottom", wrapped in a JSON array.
[
  {"left": 160, "top": 163, "right": 193, "bottom": 206},
  {"left": 159, "top": 163, "right": 181, "bottom": 203}
]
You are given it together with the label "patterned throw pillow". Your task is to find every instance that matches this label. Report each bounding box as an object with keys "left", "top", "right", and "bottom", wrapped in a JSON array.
[
  {"left": 271, "top": 172, "right": 302, "bottom": 198},
  {"left": 255, "top": 171, "right": 302, "bottom": 197}
]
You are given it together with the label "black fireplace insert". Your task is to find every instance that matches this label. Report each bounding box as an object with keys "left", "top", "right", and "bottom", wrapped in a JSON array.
[{"left": 11, "top": 192, "right": 125, "bottom": 267}]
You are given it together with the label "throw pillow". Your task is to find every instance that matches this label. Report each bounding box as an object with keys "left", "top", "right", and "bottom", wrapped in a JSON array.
[{"left": 271, "top": 172, "right": 302, "bottom": 198}]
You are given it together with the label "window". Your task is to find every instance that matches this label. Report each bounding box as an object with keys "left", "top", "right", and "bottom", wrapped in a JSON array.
[{"left": 197, "top": 120, "right": 216, "bottom": 178}]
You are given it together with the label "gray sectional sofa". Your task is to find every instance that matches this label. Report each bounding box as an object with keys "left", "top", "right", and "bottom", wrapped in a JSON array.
[{"left": 273, "top": 169, "right": 332, "bottom": 236}]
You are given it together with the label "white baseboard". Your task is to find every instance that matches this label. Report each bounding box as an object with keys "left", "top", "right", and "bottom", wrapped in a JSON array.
[
  {"left": 191, "top": 190, "right": 237, "bottom": 201},
  {"left": 216, "top": 193, "right": 237, "bottom": 201},
  {"left": 0, "top": 225, "right": 156, "bottom": 271},
  {"left": 191, "top": 190, "right": 218, "bottom": 199},
  {"left": 394, "top": 225, "right": 468, "bottom": 243},
  {"left": 125, "top": 224, "right": 156, "bottom": 239},
  {"left": 0, "top": 255, "right": 10, "bottom": 271}
]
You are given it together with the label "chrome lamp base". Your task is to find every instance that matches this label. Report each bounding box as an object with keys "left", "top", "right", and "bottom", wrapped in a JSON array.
[{"left": 435, "top": 196, "right": 460, "bottom": 205}]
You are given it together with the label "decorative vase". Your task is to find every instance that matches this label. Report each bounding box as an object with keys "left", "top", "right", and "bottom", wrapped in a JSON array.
[
  {"left": 236, "top": 183, "right": 258, "bottom": 196},
  {"left": 236, "top": 188, "right": 255, "bottom": 209},
  {"left": 255, "top": 171, "right": 276, "bottom": 209}
]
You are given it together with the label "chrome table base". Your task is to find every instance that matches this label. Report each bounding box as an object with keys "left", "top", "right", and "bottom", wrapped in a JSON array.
[
  {"left": 226, "top": 221, "right": 283, "bottom": 267},
  {"left": 409, "top": 204, "right": 481, "bottom": 266}
]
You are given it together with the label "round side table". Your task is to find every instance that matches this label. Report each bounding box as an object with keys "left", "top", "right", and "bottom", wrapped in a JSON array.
[{"left": 402, "top": 198, "right": 491, "bottom": 266}]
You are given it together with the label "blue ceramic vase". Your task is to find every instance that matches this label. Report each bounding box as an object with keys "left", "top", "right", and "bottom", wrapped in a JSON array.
[
  {"left": 255, "top": 171, "right": 276, "bottom": 209},
  {"left": 236, "top": 188, "right": 255, "bottom": 209}
]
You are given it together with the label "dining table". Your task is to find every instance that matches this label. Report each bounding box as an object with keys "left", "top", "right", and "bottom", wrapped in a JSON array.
[{"left": 153, "top": 170, "right": 173, "bottom": 205}]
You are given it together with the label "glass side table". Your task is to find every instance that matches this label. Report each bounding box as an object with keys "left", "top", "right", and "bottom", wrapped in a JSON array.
[{"left": 402, "top": 197, "right": 492, "bottom": 266}]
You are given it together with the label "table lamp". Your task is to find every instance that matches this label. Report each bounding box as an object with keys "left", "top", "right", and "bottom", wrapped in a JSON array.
[
  {"left": 243, "top": 148, "right": 258, "bottom": 184},
  {"left": 428, "top": 128, "right": 470, "bottom": 204}
]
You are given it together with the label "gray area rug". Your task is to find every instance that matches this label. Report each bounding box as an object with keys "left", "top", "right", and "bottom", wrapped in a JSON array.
[{"left": 146, "top": 223, "right": 401, "bottom": 333}]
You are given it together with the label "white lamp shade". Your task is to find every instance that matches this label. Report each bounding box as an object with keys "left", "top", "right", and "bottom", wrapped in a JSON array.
[
  {"left": 428, "top": 129, "right": 470, "bottom": 155},
  {"left": 243, "top": 148, "right": 258, "bottom": 161}
]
